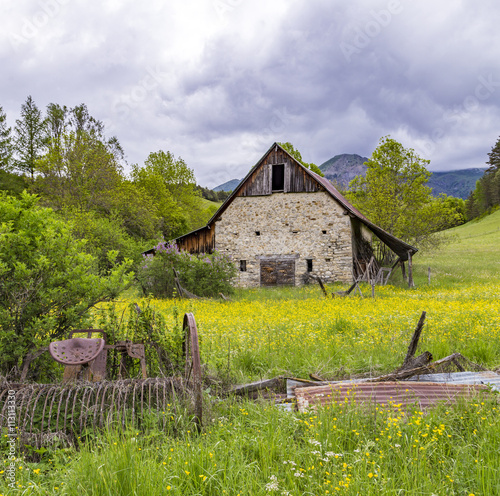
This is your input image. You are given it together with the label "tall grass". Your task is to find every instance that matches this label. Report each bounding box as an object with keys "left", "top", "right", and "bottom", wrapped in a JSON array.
[{"left": 3, "top": 394, "right": 499, "bottom": 495}]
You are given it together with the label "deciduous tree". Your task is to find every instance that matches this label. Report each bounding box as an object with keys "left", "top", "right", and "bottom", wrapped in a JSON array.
[
  {"left": 131, "top": 151, "right": 213, "bottom": 239},
  {"left": 347, "top": 136, "right": 463, "bottom": 247}
]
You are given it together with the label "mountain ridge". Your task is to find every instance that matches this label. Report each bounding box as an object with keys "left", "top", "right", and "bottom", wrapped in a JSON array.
[{"left": 211, "top": 154, "right": 485, "bottom": 199}]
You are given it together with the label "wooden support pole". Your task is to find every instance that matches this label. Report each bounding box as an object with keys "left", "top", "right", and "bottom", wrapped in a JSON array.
[
  {"left": 401, "top": 260, "right": 407, "bottom": 282},
  {"left": 391, "top": 257, "right": 402, "bottom": 270},
  {"left": 316, "top": 276, "right": 328, "bottom": 298},
  {"left": 408, "top": 251, "right": 414, "bottom": 288},
  {"left": 403, "top": 311, "right": 426, "bottom": 368}
]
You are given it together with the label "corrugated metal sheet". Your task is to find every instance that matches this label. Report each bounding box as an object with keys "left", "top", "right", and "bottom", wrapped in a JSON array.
[
  {"left": 294, "top": 381, "right": 490, "bottom": 413},
  {"left": 407, "top": 371, "right": 500, "bottom": 391}
]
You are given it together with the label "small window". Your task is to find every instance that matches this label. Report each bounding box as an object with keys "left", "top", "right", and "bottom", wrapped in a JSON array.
[
  {"left": 272, "top": 164, "right": 285, "bottom": 191},
  {"left": 322, "top": 230, "right": 327, "bottom": 234},
  {"left": 255, "top": 231, "right": 260, "bottom": 236},
  {"left": 292, "top": 230, "right": 299, "bottom": 234},
  {"left": 240, "top": 260, "right": 247, "bottom": 272},
  {"left": 306, "top": 259, "right": 313, "bottom": 272},
  {"left": 325, "top": 258, "right": 331, "bottom": 262}
]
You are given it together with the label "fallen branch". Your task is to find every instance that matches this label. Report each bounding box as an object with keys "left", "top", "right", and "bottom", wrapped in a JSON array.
[{"left": 367, "top": 353, "right": 468, "bottom": 382}]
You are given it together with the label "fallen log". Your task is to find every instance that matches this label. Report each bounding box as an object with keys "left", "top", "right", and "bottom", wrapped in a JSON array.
[{"left": 290, "top": 353, "right": 484, "bottom": 390}]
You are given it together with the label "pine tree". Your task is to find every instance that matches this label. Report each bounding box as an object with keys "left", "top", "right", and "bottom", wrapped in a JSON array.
[
  {"left": 487, "top": 135, "right": 500, "bottom": 172},
  {"left": 14, "top": 96, "right": 46, "bottom": 179},
  {"left": 0, "top": 105, "right": 12, "bottom": 170}
]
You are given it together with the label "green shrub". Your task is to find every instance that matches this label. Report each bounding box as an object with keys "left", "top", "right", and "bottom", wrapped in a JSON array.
[
  {"left": 0, "top": 192, "right": 133, "bottom": 379},
  {"left": 136, "top": 241, "right": 236, "bottom": 298}
]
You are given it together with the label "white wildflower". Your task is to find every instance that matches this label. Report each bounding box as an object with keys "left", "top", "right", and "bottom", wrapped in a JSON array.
[
  {"left": 294, "top": 472, "right": 304, "bottom": 478},
  {"left": 265, "top": 475, "right": 279, "bottom": 491},
  {"left": 325, "top": 451, "right": 343, "bottom": 458}
]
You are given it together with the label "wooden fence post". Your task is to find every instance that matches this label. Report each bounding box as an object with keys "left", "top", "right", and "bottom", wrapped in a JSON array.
[{"left": 408, "top": 251, "right": 414, "bottom": 288}]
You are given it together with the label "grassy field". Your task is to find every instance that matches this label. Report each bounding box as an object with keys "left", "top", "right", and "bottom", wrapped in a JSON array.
[{"left": 2, "top": 211, "right": 500, "bottom": 495}]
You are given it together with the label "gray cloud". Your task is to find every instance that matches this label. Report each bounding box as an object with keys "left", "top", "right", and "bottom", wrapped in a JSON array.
[{"left": 1, "top": 0, "right": 499, "bottom": 187}]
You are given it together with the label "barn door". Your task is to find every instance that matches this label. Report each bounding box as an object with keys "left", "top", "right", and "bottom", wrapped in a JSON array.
[{"left": 260, "top": 259, "right": 295, "bottom": 286}]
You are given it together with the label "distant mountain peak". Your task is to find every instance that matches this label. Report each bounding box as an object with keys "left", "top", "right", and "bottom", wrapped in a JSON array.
[
  {"left": 319, "top": 153, "right": 369, "bottom": 189},
  {"left": 213, "top": 178, "right": 240, "bottom": 192}
]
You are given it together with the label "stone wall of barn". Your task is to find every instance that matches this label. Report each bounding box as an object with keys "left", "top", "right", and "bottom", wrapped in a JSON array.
[{"left": 214, "top": 191, "right": 353, "bottom": 287}]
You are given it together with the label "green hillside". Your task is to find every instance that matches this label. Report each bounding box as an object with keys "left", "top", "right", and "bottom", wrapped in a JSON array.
[
  {"left": 200, "top": 197, "right": 222, "bottom": 209},
  {"left": 416, "top": 209, "right": 500, "bottom": 284}
]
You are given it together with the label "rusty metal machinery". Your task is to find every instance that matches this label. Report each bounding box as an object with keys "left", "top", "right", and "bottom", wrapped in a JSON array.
[
  {"left": 23, "top": 329, "right": 148, "bottom": 383},
  {"left": 0, "top": 313, "right": 203, "bottom": 445}
]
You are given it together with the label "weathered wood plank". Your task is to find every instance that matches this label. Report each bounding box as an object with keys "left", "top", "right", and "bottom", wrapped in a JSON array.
[{"left": 230, "top": 377, "right": 285, "bottom": 395}]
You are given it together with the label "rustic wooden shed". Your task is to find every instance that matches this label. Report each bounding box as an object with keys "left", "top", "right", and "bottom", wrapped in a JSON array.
[{"left": 148, "top": 143, "right": 417, "bottom": 288}]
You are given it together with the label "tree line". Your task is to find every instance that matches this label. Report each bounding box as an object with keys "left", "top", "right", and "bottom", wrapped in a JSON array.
[
  {"left": 0, "top": 96, "right": 221, "bottom": 273},
  {"left": 465, "top": 136, "right": 500, "bottom": 220}
]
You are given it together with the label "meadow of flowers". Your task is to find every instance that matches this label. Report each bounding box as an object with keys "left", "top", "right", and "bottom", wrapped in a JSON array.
[
  {"left": 1, "top": 213, "right": 500, "bottom": 495},
  {"left": 95, "top": 278, "right": 500, "bottom": 383}
]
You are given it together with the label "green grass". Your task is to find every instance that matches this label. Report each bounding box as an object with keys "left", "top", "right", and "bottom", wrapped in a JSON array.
[
  {"left": 414, "top": 209, "right": 500, "bottom": 285},
  {"left": 200, "top": 198, "right": 222, "bottom": 209},
  {"left": 3, "top": 396, "right": 500, "bottom": 495},
  {"left": 2, "top": 212, "right": 500, "bottom": 495}
]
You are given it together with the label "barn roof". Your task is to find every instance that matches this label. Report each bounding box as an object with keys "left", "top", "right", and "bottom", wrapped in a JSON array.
[
  {"left": 308, "top": 167, "right": 417, "bottom": 259},
  {"left": 149, "top": 143, "right": 417, "bottom": 260}
]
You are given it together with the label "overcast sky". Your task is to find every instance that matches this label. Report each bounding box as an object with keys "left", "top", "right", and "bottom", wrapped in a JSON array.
[{"left": 2, "top": 0, "right": 500, "bottom": 187}]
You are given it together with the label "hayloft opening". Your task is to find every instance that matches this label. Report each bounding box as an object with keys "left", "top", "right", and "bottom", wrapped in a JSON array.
[
  {"left": 240, "top": 260, "right": 247, "bottom": 272},
  {"left": 272, "top": 164, "right": 285, "bottom": 191}
]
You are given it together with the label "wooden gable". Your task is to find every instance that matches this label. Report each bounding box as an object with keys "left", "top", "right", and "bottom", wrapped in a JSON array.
[{"left": 237, "top": 144, "right": 322, "bottom": 197}]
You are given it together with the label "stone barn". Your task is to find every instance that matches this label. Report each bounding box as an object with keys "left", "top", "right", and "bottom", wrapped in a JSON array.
[{"left": 171, "top": 143, "right": 417, "bottom": 288}]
